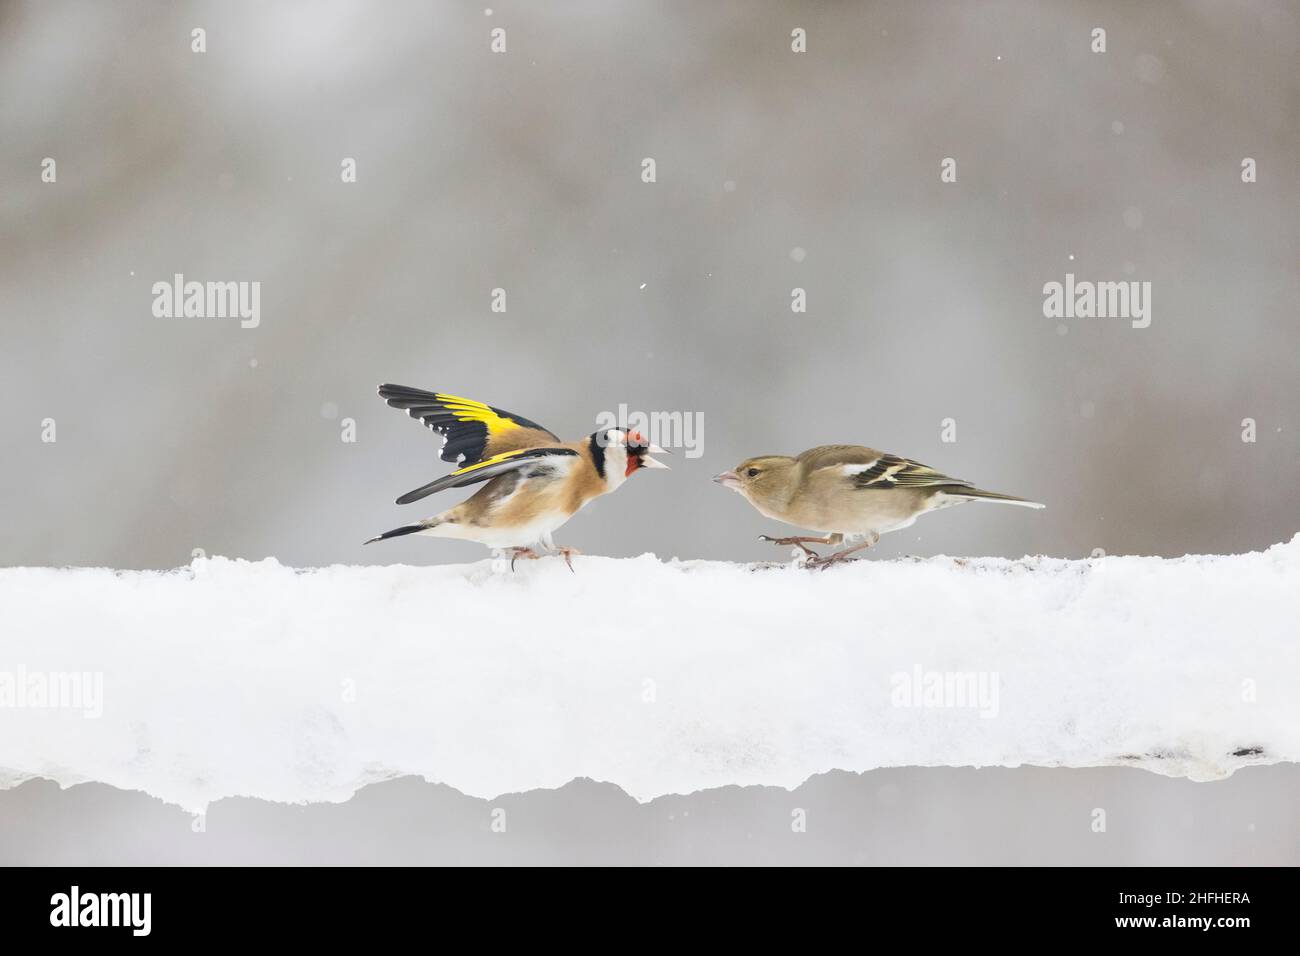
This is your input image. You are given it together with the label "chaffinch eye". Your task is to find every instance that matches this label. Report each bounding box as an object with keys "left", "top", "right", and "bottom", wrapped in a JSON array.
[{"left": 746, "top": 468, "right": 760, "bottom": 478}]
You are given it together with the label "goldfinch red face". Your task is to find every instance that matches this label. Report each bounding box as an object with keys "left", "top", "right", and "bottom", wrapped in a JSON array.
[
  {"left": 592, "top": 428, "right": 670, "bottom": 485},
  {"left": 623, "top": 429, "right": 671, "bottom": 475}
]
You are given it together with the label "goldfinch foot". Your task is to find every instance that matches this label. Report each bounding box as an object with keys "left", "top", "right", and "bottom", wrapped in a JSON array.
[
  {"left": 509, "top": 547, "right": 542, "bottom": 571},
  {"left": 557, "top": 547, "right": 580, "bottom": 572}
]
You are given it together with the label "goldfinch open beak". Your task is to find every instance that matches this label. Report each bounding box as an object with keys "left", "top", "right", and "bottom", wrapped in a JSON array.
[
  {"left": 640, "top": 442, "right": 670, "bottom": 469},
  {"left": 712, "top": 470, "right": 740, "bottom": 489}
]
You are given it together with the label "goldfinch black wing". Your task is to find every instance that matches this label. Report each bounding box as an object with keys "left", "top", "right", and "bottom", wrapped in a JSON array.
[
  {"left": 394, "top": 447, "right": 579, "bottom": 505},
  {"left": 800, "top": 445, "right": 972, "bottom": 489},
  {"left": 377, "top": 385, "right": 560, "bottom": 466}
]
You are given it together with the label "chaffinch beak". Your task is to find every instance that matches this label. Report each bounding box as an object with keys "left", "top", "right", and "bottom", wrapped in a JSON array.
[{"left": 712, "top": 470, "right": 740, "bottom": 489}]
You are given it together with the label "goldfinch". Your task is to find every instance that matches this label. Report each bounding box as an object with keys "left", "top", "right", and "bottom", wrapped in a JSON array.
[
  {"left": 365, "top": 385, "right": 669, "bottom": 567},
  {"left": 713, "top": 444, "right": 1043, "bottom": 567}
]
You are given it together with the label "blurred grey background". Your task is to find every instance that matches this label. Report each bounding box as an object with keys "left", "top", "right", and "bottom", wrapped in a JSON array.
[
  {"left": 4, "top": 766, "right": 1298, "bottom": 866},
  {"left": 2, "top": 0, "right": 1296, "bottom": 569},
  {"left": 1, "top": 1, "right": 1297, "bottom": 867}
]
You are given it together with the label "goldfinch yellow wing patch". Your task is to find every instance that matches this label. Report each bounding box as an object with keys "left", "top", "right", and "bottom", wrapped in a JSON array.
[
  {"left": 448, "top": 447, "right": 550, "bottom": 476},
  {"left": 435, "top": 394, "right": 524, "bottom": 436},
  {"left": 377, "top": 384, "right": 559, "bottom": 465}
]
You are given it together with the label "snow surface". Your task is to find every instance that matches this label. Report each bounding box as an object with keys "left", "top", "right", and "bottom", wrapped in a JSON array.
[{"left": 2, "top": 537, "right": 1298, "bottom": 813}]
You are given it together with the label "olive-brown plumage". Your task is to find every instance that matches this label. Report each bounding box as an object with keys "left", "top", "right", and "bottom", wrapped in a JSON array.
[{"left": 714, "top": 444, "right": 1043, "bottom": 566}]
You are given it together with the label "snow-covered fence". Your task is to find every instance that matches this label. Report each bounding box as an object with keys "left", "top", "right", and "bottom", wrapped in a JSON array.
[{"left": 2, "top": 537, "right": 1297, "bottom": 812}]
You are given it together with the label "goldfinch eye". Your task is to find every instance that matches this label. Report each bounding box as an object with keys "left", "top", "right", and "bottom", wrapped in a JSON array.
[{"left": 746, "top": 468, "right": 760, "bottom": 478}]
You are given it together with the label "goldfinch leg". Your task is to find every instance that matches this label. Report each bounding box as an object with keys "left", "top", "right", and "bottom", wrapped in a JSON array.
[
  {"left": 758, "top": 533, "right": 841, "bottom": 560},
  {"left": 557, "top": 547, "right": 580, "bottom": 573},
  {"left": 509, "top": 547, "right": 542, "bottom": 572}
]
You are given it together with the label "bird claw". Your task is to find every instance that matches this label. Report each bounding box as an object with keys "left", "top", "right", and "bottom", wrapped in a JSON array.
[
  {"left": 760, "top": 535, "right": 820, "bottom": 560},
  {"left": 558, "top": 547, "right": 579, "bottom": 573},
  {"left": 804, "top": 534, "right": 879, "bottom": 570},
  {"left": 806, "top": 553, "right": 854, "bottom": 571},
  {"left": 509, "top": 547, "right": 541, "bottom": 572}
]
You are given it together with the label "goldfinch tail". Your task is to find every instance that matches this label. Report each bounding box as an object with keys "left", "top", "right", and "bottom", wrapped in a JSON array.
[
  {"left": 363, "top": 518, "right": 441, "bottom": 545},
  {"left": 944, "top": 487, "right": 1045, "bottom": 509}
]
